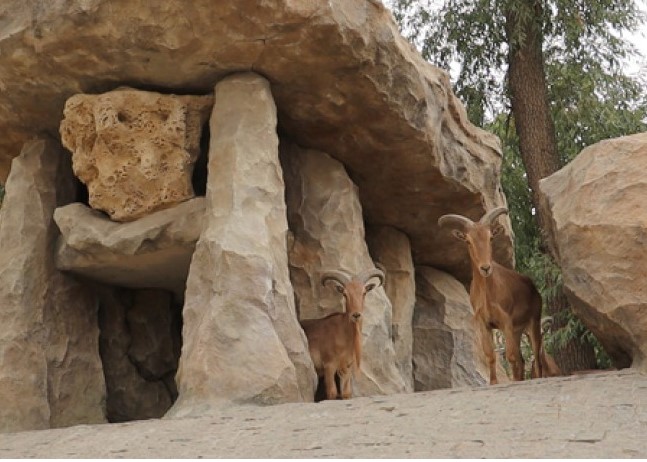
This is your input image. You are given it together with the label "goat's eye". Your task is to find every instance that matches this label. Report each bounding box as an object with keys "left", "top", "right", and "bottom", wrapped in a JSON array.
[
  {"left": 335, "top": 285, "right": 344, "bottom": 294},
  {"left": 364, "top": 283, "right": 376, "bottom": 293}
]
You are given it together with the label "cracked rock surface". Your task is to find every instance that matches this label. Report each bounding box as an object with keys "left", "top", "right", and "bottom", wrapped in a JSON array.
[{"left": 0, "top": 370, "right": 644, "bottom": 458}]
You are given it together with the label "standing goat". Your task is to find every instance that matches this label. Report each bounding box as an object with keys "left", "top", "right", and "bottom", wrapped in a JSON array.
[
  {"left": 438, "top": 207, "right": 559, "bottom": 384},
  {"left": 301, "top": 267, "right": 385, "bottom": 400}
]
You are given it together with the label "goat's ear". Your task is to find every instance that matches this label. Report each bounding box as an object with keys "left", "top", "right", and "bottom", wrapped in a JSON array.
[
  {"left": 491, "top": 223, "right": 504, "bottom": 239},
  {"left": 452, "top": 229, "right": 467, "bottom": 241}
]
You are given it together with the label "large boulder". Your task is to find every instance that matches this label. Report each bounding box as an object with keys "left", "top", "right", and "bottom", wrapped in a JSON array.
[
  {"left": 539, "top": 132, "right": 647, "bottom": 371},
  {"left": 283, "top": 142, "right": 407, "bottom": 396},
  {"left": 0, "top": 0, "right": 511, "bottom": 281},
  {"left": 0, "top": 139, "right": 106, "bottom": 432},
  {"left": 59, "top": 88, "right": 212, "bottom": 221},
  {"left": 171, "top": 73, "right": 316, "bottom": 417}
]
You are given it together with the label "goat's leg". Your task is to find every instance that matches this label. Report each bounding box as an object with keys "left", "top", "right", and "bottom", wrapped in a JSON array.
[
  {"left": 339, "top": 366, "right": 353, "bottom": 400},
  {"left": 504, "top": 329, "right": 524, "bottom": 381},
  {"left": 528, "top": 316, "right": 544, "bottom": 379},
  {"left": 323, "top": 365, "right": 339, "bottom": 400},
  {"left": 477, "top": 323, "right": 498, "bottom": 385}
]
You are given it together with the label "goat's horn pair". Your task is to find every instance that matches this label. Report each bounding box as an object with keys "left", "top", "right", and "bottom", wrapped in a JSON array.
[
  {"left": 359, "top": 267, "right": 385, "bottom": 287},
  {"left": 320, "top": 270, "right": 351, "bottom": 287},
  {"left": 438, "top": 214, "right": 474, "bottom": 230},
  {"left": 479, "top": 207, "right": 508, "bottom": 225}
]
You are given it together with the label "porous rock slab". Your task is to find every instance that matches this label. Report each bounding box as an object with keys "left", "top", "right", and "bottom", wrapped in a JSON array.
[
  {"left": 539, "top": 132, "right": 647, "bottom": 371},
  {"left": 60, "top": 88, "right": 212, "bottom": 221},
  {"left": 0, "top": 139, "right": 105, "bottom": 432},
  {"left": 0, "top": 0, "right": 511, "bottom": 281},
  {"left": 171, "top": 73, "right": 315, "bottom": 416},
  {"left": 54, "top": 197, "right": 205, "bottom": 297}
]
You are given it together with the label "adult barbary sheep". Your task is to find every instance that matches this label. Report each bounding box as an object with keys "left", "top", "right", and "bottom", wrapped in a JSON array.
[
  {"left": 438, "top": 207, "right": 560, "bottom": 383},
  {"left": 301, "top": 267, "right": 385, "bottom": 400}
]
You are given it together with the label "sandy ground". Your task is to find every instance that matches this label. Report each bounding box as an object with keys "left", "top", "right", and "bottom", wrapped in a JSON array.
[{"left": 0, "top": 369, "right": 645, "bottom": 458}]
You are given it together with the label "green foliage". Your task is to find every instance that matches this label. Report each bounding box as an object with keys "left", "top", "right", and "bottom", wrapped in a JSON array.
[{"left": 389, "top": 0, "right": 647, "bottom": 369}]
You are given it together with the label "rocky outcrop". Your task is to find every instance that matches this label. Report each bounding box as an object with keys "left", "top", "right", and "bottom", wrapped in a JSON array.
[
  {"left": 0, "top": 0, "right": 511, "bottom": 281},
  {"left": 413, "top": 267, "right": 489, "bottom": 390},
  {"left": 0, "top": 139, "right": 106, "bottom": 432},
  {"left": 171, "top": 74, "right": 316, "bottom": 417},
  {"left": 539, "top": 132, "right": 647, "bottom": 371},
  {"left": 59, "top": 88, "right": 212, "bottom": 221},
  {"left": 366, "top": 225, "right": 416, "bottom": 392},
  {"left": 283, "top": 143, "right": 407, "bottom": 397},
  {"left": 54, "top": 198, "right": 205, "bottom": 299}
]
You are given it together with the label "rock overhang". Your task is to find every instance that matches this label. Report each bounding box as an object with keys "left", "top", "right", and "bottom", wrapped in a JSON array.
[{"left": 0, "top": 0, "right": 512, "bottom": 281}]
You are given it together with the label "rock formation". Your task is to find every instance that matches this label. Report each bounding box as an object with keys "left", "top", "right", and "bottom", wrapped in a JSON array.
[
  {"left": 59, "top": 88, "right": 212, "bottom": 222},
  {"left": 0, "top": 0, "right": 517, "bottom": 431},
  {"left": 0, "top": 139, "right": 105, "bottom": 432},
  {"left": 540, "top": 132, "right": 647, "bottom": 371},
  {"left": 54, "top": 197, "right": 205, "bottom": 299},
  {"left": 366, "top": 226, "right": 416, "bottom": 392},
  {"left": 413, "top": 267, "right": 489, "bottom": 390},
  {"left": 171, "top": 74, "right": 316, "bottom": 417}
]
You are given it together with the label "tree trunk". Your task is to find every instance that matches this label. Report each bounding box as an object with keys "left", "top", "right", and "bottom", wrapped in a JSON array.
[{"left": 505, "top": 0, "right": 598, "bottom": 373}]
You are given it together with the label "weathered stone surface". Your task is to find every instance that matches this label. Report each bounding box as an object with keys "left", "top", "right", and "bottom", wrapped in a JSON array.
[
  {"left": 0, "top": 139, "right": 106, "bottom": 432},
  {"left": 171, "top": 73, "right": 315, "bottom": 417},
  {"left": 283, "top": 142, "right": 407, "bottom": 397},
  {"left": 413, "top": 267, "right": 489, "bottom": 390},
  {"left": 98, "top": 287, "right": 176, "bottom": 422},
  {"left": 366, "top": 225, "right": 415, "bottom": 392},
  {"left": 59, "top": 88, "right": 212, "bottom": 221},
  {"left": 54, "top": 197, "right": 204, "bottom": 298},
  {"left": 539, "top": 132, "right": 647, "bottom": 371},
  {"left": 0, "top": 0, "right": 512, "bottom": 281}
]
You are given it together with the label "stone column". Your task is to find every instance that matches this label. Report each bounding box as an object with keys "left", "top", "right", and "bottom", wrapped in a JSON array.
[
  {"left": 283, "top": 143, "right": 407, "bottom": 397},
  {"left": 171, "top": 73, "right": 315, "bottom": 417},
  {"left": 413, "top": 267, "right": 492, "bottom": 390},
  {"left": 0, "top": 139, "right": 106, "bottom": 432},
  {"left": 366, "top": 226, "right": 415, "bottom": 392}
]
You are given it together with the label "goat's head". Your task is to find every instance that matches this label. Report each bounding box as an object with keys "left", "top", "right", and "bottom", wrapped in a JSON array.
[
  {"left": 320, "top": 267, "right": 385, "bottom": 322},
  {"left": 438, "top": 207, "right": 508, "bottom": 278}
]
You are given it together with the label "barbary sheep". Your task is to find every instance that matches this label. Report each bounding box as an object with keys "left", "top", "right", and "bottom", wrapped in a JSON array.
[{"left": 301, "top": 267, "right": 385, "bottom": 400}]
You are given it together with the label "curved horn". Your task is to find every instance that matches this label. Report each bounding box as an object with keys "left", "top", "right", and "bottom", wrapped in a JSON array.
[
  {"left": 320, "top": 270, "right": 352, "bottom": 288},
  {"left": 438, "top": 214, "right": 474, "bottom": 230},
  {"left": 359, "top": 267, "right": 385, "bottom": 287},
  {"left": 479, "top": 207, "right": 508, "bottom": 225}
]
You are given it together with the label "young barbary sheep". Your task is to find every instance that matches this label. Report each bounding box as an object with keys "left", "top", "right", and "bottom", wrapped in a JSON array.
[
  {"left": 301, "top": 267, "right": 385, "bottom": 400},
  {"left": 438, "top": 207, "right": 560, "bottom": 383}
]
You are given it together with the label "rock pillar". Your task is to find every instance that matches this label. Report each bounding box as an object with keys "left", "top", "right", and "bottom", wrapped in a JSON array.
[{"left": 171, "top": 73, "right": 315, "bottom": 417}]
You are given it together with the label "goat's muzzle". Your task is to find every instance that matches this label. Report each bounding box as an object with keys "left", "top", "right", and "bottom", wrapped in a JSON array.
[{"left": 480, "top": 264, "right": 493, "bottom": 277}]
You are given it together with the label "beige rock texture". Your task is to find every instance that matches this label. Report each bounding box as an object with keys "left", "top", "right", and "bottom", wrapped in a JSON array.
[
  {"left": 59, "top": 88, "right": 212, "bottom": 221},
  {"left": 0, "top": 0, "right": 512, "bottom": 281},
  {"left": 98, "top": 287, "right": 178, "bottom": 422},
  {"left": 366, "top": 225, "right": 416, "bottom": 392},
  {"left": 54, "top": 197, "right": 205, "bottom": 299},
  {"left": 171, "top": 73, "right": 316, "bottom": 417},
  {"left": 539, "top": 132, "right": 647, "bottom": 371},
  {"left": 0, "top": 139, "right": 106, "bottom": 432},
  {"left": 413, "top": 267, "right": 490, "bottom": 390},
  {"left": 283, "top": 142, "right": 407, "bottom": 397}
]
